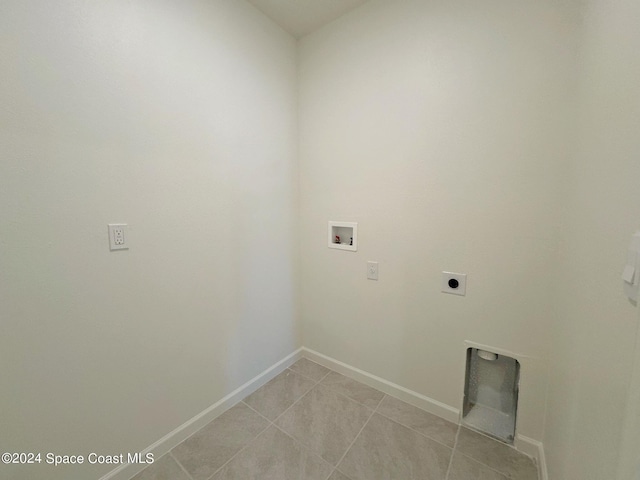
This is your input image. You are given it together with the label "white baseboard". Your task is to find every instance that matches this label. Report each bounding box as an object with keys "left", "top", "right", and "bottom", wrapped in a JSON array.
[
  {"left": 515, "top": 434, "right": 548, "bottom": 480},
  {"left": 99, "top": 348, "right": 303, "bottom": 480},
  {"left": 301, "top": 347, "right": 459, "bottom": 424}
]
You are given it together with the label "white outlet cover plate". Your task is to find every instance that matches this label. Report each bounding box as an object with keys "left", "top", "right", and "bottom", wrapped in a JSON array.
[
  {"left": 367, "top": 261, "right": 378, "bottom": 280},
  {"left": 442, "top": 271, "right": 466, "bottom": 296},
  {"left": 108, "top": 224, "right": 128, "bottom": 251}
]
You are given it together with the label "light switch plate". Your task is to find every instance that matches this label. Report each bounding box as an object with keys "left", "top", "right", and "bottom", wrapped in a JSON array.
[{"left": 367, "top": 261, "right": 378, "bottom": 280}]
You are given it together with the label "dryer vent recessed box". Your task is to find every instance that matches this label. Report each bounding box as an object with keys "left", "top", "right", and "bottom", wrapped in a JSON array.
[{"left": 328, "top": 221, "right": 357, "bottom": 251}]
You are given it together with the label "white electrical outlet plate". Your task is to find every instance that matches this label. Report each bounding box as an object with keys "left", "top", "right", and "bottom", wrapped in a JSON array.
[
  {"left": 108, "top": 224, "right": 128, "bottom": 251},
  {"left": 442, "top": 271, "right": 466, "bottom": 296},
  {"left": 367, "top": 261, "right": 379, "bottom": 280}
]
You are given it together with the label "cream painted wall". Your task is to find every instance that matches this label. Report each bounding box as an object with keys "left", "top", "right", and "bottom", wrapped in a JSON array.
[
  {"left": 298, "top": 0, "right": 579, "bottom": 442},
  {"left": 619, "top": 312, "right": 640, "bottom": 480},
  {"left": 0, "top": 1, "right": 297, "bottom": 479},
  {"left": 543, "top": 1, "right": 640, "bottom": 479}
]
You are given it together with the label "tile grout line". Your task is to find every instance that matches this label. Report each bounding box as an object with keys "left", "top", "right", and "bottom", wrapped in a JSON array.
[
  {"left": 247, "top": 362, "right": 339, "bottom": 480},
  {"left": 316, "top": 370, "right": 333, "bottom": 383},
  {"left": 452, "top": 451, "right": 513, "bottom": 480},
  {"left": 460, "top": 424, "right": 523, "bottom": 453},
  {"left": 369, "top": 399, "right": 459, "bottom": 452},
  {"left": 320, "top": 385, "right": 378, "bottom": 412},
  {"left": 289, "top": 361, "right": 334, "bottom": 384},
  {"left": 134, "top": 401, "right": 265, "bottom": 480},
  {"left": 243, "top": 388, "right": 337, "bottom": 478},
  {"left": 457, "top": 426, "right": 538, "bottom": 477},
  {"left": 289, "top": 360, "right": 379, "bottom": 479},
  {"left": 270, "top": 422, "right": 336, "bottom": 476},
  {"left": 373, "top": 408, "right": 457, "bottom": 451},
  {"left": 168, "top": 450, "right": 196, "bottom": 480},
  {"left": 454, "top": 427, "right": 527, "bottom": 479},
  {"left": 312, "top": 363, "right": 387, "bottom": 411},
  {"left": 198, "top": 394, "right": 281, "bottom": 480},
  {"left": 285, "top": 367, "right": 318, "bottom": 383},
  {"left": 225, "top": 363, "right": 333, "bottom": 473},
  {"left": 240, "top": 400, "right": 275, "bottom": 424},
  {"left": 264, "top": 369, "right": 334, "bottom": 455},
  {"left": 244, "top": 363, "right": 329, "bottom": 427},
  {"left": 203, "top": 419, "right": 272, "bottom": 480},
  {"left": 372, "top": 392, "right": 386, "bottom": 411},
  {"left": 242, "top": 361, "right": 334, "bottom": 442},
  {"left": 444, "top": 425, "right": 462, "bottom": 480},
  {"left": 138, "top": 358, "right": 534, "bottom": 480},
  {"left": 132, "top": 361, "right": 336, "bottom": 480},
  {"left": 323, "top": 393, "right": 387, "bottom": 480},
  {"left": 140, "top": 359, "right": 464, "bottom": 480},
  {"left": 283, "top": 361, "right": 459, "bottom": 475},
  {"left": 332, "top": 402, "right": 377, "bottom": 475},
  {"left": 295, "top": 361, "right": 394, "bottom": 412},
  {"left": 151, "top": 387, "right": 272, "bottom": 480},
  {"left": 269, "top": 367, "right": 333, "bottom": 425},
  {"left": 316, "top": 367, "right": 459, "bottom": 447},
  {"left": 202, "top": 399, "right": 307, "bottom": 478}
]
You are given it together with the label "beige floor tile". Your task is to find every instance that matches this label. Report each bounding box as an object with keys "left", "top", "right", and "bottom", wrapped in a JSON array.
[
  {"left": 338, "top": 413, "right": 452, "bottom": 480},
  {"left": 329, "top": 470, "right": 352, "bottom": 480},
  {"left": 320, "top": 371, "right": 385, "bottom": 409},
  {"left": 171, "top": 402, "right": 269, "bottom": 480},
  {"left": 448, "top": 451, "right": 509, "bottom": 480},
  {"left": 134, "top": 364, "right": 540, "bottom": 480},
  {"left": 275, "top": 384, "right": 373, "bottom": 465},
  {"left": 288, "top": 358, "right": 332, "bottom": 381},
  {"left": 210, "top": 425, "right": 333, "bottom": 480},
  {"left": 456, "top": 428, "right": 538, "bottom": 480},
  {"left": 243, "top": 369, "right": 315, "bottom": 420},
  {"left": 129, "top": 454, "right": 190, "bottom": 480},
  {"left": 377, "top": 395, "right": 458, "bottom": 447}
]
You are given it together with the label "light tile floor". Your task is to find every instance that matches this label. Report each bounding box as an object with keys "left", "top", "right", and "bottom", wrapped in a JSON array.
[{"left": 131, "top": 358, "right": 539, "bottom": 480}]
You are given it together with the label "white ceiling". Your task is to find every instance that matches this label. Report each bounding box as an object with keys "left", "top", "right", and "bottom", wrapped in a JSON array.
[{"left": 247, "top": 0, "right": 370, "bottom": 38}]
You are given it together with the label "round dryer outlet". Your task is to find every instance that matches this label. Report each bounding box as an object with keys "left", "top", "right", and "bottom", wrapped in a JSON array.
[{"left": 442, "top": 272, "right": 467, "bottom": 296}]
